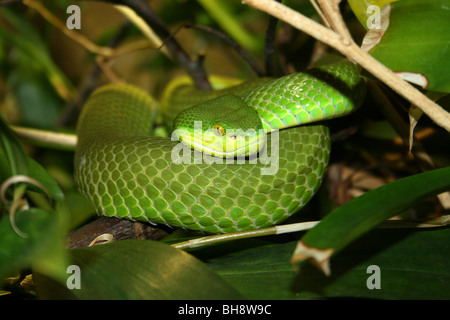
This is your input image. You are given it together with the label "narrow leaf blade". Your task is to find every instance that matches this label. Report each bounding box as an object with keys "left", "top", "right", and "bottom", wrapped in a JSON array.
[
  {"left": 293, "top": 167, "right": 450, "bottom": 274},
  {"left": 36, "top": 240, "right": 244, "bottom": 300}
]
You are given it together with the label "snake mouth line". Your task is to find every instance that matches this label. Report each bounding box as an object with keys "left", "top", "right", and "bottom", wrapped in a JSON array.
[
  {"left": 188, "top": 137, "right": 265, "bottom": 158},
  {"left": 173, "top": 127, "right": 268, "bottom": 158}
]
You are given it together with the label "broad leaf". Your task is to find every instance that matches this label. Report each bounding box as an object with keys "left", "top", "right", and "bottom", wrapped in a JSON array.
[
  {"left": 0, "top": 208, "right": 67, "bottom": 283},
  {"left": 293, "top": 167, "right": 450, "bottom": 275},
  {"left": 349, "top": 0, "right": 450, "bottom": 92},
  {"left": 35, "top": 240, "right": 244, "bottom": 300},
  {"left": 208, "top": 228, "right": 450, "bottom": 299}
]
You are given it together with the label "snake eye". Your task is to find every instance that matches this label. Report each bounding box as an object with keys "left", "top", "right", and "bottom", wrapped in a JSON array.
[
  {"left": 230, "top": 135, "right": 237, "bottom": 140},
  {"left": 214, "top": 125, "right": 225, "bottom": 136}
]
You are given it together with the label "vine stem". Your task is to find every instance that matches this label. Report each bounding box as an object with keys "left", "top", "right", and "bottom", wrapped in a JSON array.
[
  {"left": 170, "top": 216, "right": 448, "bottom": 250},
  {"left": 171, "top": 222, "right": 320, "bottom": 250},
  {"left": 242, "top": 0, "right": 450, "bottom": 132},
  {"left": 11, "top": 126, "right": 77, "bottom": 149},
  {"left": 113, "top": 5, "right": 171, "bottom": 57}
]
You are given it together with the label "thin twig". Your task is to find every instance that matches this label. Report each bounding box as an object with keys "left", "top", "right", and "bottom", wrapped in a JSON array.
[
  {"left": 309, "top": 0, "right": 330, "bottom": 28},
  {"left": 113, "top": 4, "right": 171, "bottom": 57},
  {"left": 172, "top": 222, "right": 319, "bottom": 250},
  {"left": 58, "top": 20, "right": 134, "bottom": 126},
  {"left": 367, "top": 80, "right": 450, "bottom": 210},
  {"left": 171, "top": 216, "right": 448, "bottom": 250},
  {"left": 95, "top": 55, "right": 122, "bottom": 83},
  {"left": 66, "top": 217, "right": 170, "bottom": 249},
  {"left": 23, "top": 0, "right": 113, "bottom": 56},
  {"left": 264, "top": 0, "right": 281, "bottom": 76},
  {"left": 89, "top": 0, "right": 212, "bottom": 90},
  {"left": 11, "top": 126, "right": 77, "bottom": 149},
  {"left": 315, "top": 0, "right": 353, "bottom": 44},
  {"left": 184, "top": 24, "right": 264, "bottom": 77},
  {"left": 242, "top": 0, "right": 450, "bottom": 132}
]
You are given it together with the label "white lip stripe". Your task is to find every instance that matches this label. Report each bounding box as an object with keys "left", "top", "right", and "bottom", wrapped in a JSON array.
[{"left": 189, "top": 138, "right": 264, "bottom": 156}]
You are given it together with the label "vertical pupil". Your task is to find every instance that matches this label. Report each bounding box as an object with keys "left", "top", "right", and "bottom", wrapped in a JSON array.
[{"left": 215, "top": 125, "right": 224, "bottom": 136}]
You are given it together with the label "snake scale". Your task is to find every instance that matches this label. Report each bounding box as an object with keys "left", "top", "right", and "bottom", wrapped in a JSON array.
[{"left": 74, "top": 61, "right": 366, "bottom": 233}]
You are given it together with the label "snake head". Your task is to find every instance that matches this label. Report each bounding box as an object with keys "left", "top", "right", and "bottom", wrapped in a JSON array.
[{"left": 172, "top": 94, "right": 266, "bottom": 158}]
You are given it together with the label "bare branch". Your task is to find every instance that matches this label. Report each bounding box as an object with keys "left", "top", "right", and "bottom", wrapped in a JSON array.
[
  {"left": 242, "top": 0, "right": 450, "bottom": 132},
  {"left": 85, "top": 0, "right": 212, "bottom": 89},
  {"left": 264, "top": 0, "right": 281, "bottom": 77},
  {"left": 24, "top": 0, "right": 113, "bottom": 56},
  {"left": 67, "top": 217, "right": 170, "bottom": 249},
  {"left": 315, "top": 0, "right": 353, "bottom": 44},
  {"left": 184, "top": 23, "right": 264, "bottom": 77}
]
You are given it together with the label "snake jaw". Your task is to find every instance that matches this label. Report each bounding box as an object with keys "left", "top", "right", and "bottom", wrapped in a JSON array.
[
  {"left": 173, "top": 125, "right": 266, "bottom": 159},
  {"left": 172, "top": 94, "right": 267, "bottom": 158}
]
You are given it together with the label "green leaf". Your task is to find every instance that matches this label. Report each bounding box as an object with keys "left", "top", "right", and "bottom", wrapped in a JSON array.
[
  {"left": 7, "top": 63, "right": 65, "bottom": 129},
  {"left": 35, "top": 240, "right": 245, "bottom": 300},
  {"left": 350, "top": 0, "right": 450, "bottom": 92},
  {"left": 208, "top": 228, "right": 450, "bottom": 299},
  {"left": 0, "top": 148, "right": 65, "bottom": 203},
  {"left": 0, "top": 114, "right": 28, "bottom": 177},
  {"left": 0, "top": 208, "right": 67, "bottom": 283},
  {"left": 347, "top": 0, "right": 398, "bottom": 28},
  {"left": 0, "top": 7, "right": 74, "bottom": 101},
  {"left": 0, "top": 107, "right": 64, "bottom": 202},
  {"left": 293, "top": 167, "right": 450, "bottom": 274}
]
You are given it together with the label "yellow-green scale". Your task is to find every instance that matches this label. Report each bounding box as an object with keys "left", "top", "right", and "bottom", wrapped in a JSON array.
[
  {"left": 74, "top": 61, "right": 365, "bottom": 233},
  {"left": 241, "top": 61, "right": 365, "bottom": 132}
]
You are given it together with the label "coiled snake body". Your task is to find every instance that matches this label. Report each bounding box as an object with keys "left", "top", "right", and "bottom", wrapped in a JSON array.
[{"left": 74, "top": 61, "right": 365, "bottom": 233}]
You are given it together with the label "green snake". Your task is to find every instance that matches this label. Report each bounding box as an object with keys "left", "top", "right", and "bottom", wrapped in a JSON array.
[{"left": 74, "top": 61, "right": 366, "bottom": 234}]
